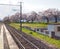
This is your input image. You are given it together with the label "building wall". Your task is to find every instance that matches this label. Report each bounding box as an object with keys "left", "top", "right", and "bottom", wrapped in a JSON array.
[
  {"left": 48, "top": 25, "right": 55, "bottom": 31},
  {"left": 48, "top": 25, "right": 55, "bottom": 37},
  {"left": 48, "top": 25, "right": 60, "bottom": 37},
  {"left": 43, "top": 30, "right": 51, "bottom": 37},
  {"left": 35, "top": 25, "right": 60, "bottom": 38},
  {"left": 54, "top": 25, "right": 60, "bottom": 37}
]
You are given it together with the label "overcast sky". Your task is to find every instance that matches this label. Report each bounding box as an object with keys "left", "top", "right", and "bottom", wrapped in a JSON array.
[{"left": 0, "top": 0, "right": 60, "bottom": 19}]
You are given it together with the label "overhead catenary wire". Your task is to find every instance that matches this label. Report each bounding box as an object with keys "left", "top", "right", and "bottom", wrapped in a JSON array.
[
  {"left": 0, "top": 4, "right": 20, "bottom": 6},
  {"left": 0, "top": 2, "right": 23, "bottom": 32}
]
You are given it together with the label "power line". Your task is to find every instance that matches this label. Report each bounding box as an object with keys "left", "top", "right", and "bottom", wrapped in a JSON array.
[
  {"left": 0, "top": 4, "right": 20, "bottom": 6},
  {"left": 0, "top": 2, "right": 23, "bottom": 32}
]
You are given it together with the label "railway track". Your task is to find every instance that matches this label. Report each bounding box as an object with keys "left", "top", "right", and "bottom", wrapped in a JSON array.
[
  {"left": 6, "top": 25, "right": 58, "bottom": 49},
  {"left": 5, "top": 24, "right": 39, "bottom": 49},
  {"left": 10, "top": 26, "right": 58, "bottom": 49}
]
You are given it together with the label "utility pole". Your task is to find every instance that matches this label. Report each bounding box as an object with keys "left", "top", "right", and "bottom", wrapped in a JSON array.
[
  {"left": 0, "top": 2, "right": 22, "bottom": 32},
  {"left": 20, "top": 2, "right": 22, "bottom": 32},
  {"left": 0, "top": 3, "right": 23, "bottom": 31}
]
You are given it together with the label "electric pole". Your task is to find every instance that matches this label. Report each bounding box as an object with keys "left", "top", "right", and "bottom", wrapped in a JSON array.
[
  {"left": 0, "top": 2, "right": 23, "bottom": 32},
  {"left": 20, "top": 2, "right": 22, "bottom": 32}
]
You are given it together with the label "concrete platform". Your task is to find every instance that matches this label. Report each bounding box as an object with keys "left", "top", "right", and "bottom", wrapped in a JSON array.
[
  {"left": 3, "top": 24, "right": 19, "bottom": 49},
  {"left": 0, "top": 25, "right": 4, "bottom": 49}
]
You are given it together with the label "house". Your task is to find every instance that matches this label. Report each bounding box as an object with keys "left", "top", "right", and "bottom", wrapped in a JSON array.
[
  {"left": 34, "top": 24, "right": 60, "bottom": 39},
  {"left": 48, "top": 24, "right": 60, "bottom": 39}
]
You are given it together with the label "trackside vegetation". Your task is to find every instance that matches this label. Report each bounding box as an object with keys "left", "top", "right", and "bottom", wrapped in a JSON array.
[{"left": 9, "top": 23, "right": 60, "bottom": 48}]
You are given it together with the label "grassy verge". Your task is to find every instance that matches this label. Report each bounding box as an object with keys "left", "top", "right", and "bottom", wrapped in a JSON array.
[
  {"left": 10, "top": 22, "right": 47, "bottom": 28},
  {"left": 9, "top": 23, "right": 60, "bottom": 48}
]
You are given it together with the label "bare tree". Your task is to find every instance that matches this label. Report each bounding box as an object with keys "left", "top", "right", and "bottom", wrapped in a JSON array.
[
  {"left": 3, "top": 8, "right": 60, "bottom": 23},
  {"left": 28, "top": 11, "right": 38, "bottom": 23},
  {"left": 3, "top": 16, "right": 10, "bottom": 23},
  {"left": 42, "top": 16, "right": 49, "bottom": 23},
  {"left": 53, "top": 15, "right": 58, "bottom": 23},
  {"left": 22, "top": 14, "right": 27, "bottom": 22},
  {"left": 45, "top": 16, "right": 49, "bottom": 23}
]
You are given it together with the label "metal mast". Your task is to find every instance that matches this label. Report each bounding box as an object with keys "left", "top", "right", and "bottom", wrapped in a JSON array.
[{"left": 20, "top": 2, "right": 22, "bottom": 32}]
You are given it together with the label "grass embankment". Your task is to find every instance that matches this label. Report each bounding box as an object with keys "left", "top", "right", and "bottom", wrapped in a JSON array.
[
  {"left": 9, "top": 23, "right": 60, "bottom": 48},
  {"left": 22, "top": 22, "right": 47, "bottom": 28}
]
